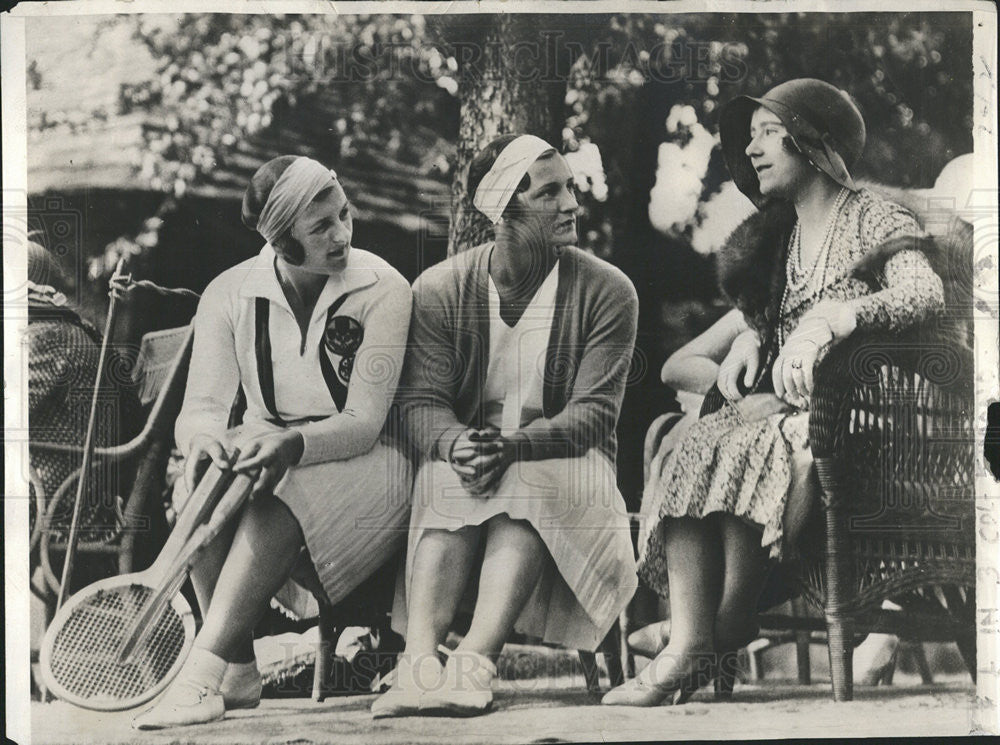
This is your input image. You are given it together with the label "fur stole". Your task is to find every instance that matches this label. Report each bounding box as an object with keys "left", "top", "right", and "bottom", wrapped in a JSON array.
[{"left": 715, "top": 182, "right": 973, "bottom": 350}]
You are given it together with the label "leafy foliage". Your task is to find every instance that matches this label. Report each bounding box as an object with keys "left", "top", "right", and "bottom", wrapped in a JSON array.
[
  {"left": 117, "top": 12, "right": 971, "bottom": 218},
  {"left": 119, "top": 14, "right": 458, "bottom": 196},
  {"left": 105, "top": 12, "right": 971, "bottom": 297}
]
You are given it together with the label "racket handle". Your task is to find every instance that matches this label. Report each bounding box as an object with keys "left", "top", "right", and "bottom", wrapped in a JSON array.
[
  {"left": 185, "top": 447, "right": 242, "bottom": 529},
  {"left": 204, "top": 470, "right": 258, "bottom": 532},
  {"left": 160, "top": 454, "right": 240, "bottom": 560},
  {"left": 117, "top": 471, "right": 257, "bottom": 665}
]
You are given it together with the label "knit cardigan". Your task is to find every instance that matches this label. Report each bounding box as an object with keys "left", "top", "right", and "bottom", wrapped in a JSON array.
[{"left": 400, "top": 243, "right": 639, "bottom": 465}]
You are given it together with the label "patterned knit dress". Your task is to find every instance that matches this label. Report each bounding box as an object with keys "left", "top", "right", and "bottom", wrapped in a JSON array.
[{"left": 638, "top": 188, "right": 946, "bottom": 598}]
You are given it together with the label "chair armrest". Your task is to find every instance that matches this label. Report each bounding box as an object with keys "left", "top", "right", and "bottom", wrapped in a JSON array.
[
  {"left": 809, "top": 326, "right": 973, "bottom": 458},
  {"left": 31, "top": 437, "right": 151, "bottom": 462},
  {"left": 808, "top": 325, "right": 975, "bottom": 526}
]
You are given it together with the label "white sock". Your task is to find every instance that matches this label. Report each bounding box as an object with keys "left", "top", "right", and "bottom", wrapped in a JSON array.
[
  {"left": 222, "top": 661, "right": 260, "bottom": 689},
  {"left": 177, "top": 647, "right": 228, "bottom": 693}
]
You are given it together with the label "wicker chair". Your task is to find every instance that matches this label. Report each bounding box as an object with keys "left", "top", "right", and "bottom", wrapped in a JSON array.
[
  {"left": 635, "top": 321, "right": 975, "bottom": 700},
  {"left": 33, "top": 326, "right": 194, "bottom": 600},
  {"left": 800, "top": 324, "right": 976, "bottom": 700}
]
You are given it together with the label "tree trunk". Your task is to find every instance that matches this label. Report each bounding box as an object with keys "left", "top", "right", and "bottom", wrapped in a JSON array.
[{"left": 448, "top": 15, "right": 565, "bottom": 255}]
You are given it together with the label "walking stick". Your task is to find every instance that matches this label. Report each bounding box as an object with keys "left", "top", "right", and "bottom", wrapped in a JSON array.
[{"left": 54, "top": 256, "right": 130, "bottom": 613}]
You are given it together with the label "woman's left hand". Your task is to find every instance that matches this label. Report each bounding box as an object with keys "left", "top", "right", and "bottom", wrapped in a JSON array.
[
  {"left": 231, "top": 429, "right": 305, "bottom": 498},
  {"left": 773, "top": 313, "right": 837, "bottom": 406}
]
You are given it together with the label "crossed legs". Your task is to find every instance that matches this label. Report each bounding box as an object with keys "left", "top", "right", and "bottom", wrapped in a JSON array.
[{"left": 609, "top": 513, "right": 767, "bottom": 702}]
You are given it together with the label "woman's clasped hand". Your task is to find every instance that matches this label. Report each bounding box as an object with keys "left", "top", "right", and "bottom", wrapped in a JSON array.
[{"left": 448, "top": 426, "right": 516, "bottom": 496}]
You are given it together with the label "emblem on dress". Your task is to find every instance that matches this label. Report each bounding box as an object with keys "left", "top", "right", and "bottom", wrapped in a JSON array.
[
  {"left": 338, "top": 355, "right": 354, "bottom": 381},
  {"left": 324, "top": 315, "right": 364, "bottom": 382}
]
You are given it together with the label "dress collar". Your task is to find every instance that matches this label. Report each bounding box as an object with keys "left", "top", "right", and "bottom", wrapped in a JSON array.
[{"left": 237, "top": 244, "right": 379, "bottom": 313}]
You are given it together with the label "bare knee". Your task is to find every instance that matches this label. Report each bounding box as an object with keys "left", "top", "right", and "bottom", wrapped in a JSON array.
[
  {"left": 238, "top": 496, "right": 304, "bottom": 547},
  {"left": 486, "top": 513, "right": 541, "bottom": 541}
]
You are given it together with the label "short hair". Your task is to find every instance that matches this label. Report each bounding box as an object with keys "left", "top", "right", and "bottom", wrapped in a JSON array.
[
  {"left": 467, "top": 134, "right": 558, "bottom": 220},
  {"left": 242, "top": 155, "right": 306, "bottom": 264}
]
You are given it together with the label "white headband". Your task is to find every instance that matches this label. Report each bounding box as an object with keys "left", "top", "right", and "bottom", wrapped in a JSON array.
[
  {"left": 472, "top": 135, "right": 555, "bottom": 225},
  {"left": 256, "top": 157, "right": 338, "bottom": 245}
]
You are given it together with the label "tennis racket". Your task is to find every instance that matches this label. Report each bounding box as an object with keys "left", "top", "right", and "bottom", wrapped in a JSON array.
[{"left": 39, "top": 461, "right": 254, "bottom": 711}]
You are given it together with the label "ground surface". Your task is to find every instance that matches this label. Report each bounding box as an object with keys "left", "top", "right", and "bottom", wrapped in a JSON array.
[{"left": 29, "top": 674, "right": 978, "bottom": 744}]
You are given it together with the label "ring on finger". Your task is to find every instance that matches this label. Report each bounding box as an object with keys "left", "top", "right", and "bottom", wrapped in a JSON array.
[{"left": 790, "top": 359, "right": 803, "bottom": 370}]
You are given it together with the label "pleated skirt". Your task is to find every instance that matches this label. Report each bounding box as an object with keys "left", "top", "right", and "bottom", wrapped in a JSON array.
[
  {"left": 173, "top": 427, "right": 412, "bottom": 614},
  {"left": 274, "top": 440, "right": 412, "bottom": 607},
  {"left": 391, "top": 451, "right": 637, "bottom": 651}
]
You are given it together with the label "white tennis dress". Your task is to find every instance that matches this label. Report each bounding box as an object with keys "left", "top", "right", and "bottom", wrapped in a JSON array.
[
  {"left": 173, "top": 245, "right": 413, "bottom": 615},
  {"left": 393, "top": 262, "right": 636, "bottom": 651}
]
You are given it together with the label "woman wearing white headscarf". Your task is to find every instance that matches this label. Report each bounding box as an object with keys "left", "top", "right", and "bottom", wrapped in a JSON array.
[
  {"left": 134, "top": 156, "right": 412, "bottom": 729},
  {"left": 372, "top": 134, "right": 639, "bottom": 718}
]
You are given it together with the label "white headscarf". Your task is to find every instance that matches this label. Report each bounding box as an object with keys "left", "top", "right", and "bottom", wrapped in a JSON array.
[
  {"left": 472, "top": 135, "right": 555, "bottom": 225},
  {"left": 256, "top": 157, "right": 338, "bottom": 245}
]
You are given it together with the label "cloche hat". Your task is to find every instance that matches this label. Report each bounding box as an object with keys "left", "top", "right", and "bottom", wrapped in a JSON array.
[{"left": 719, "top": 78, "right": 867, "bottom": 205}]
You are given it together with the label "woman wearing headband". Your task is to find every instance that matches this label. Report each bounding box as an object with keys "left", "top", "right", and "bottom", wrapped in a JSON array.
[
  {"left": 134, "top": 156, "right": 413, "bottom": 729},
  {"left": 603, "top": 78, "right": 947, "bottom": 706},
  {"left": 372, "top": 134, "right": 639, "bottom": 718}
]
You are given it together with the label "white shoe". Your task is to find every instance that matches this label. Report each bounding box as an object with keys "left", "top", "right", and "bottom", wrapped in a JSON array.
[
  {"left": 132, "top": 681, "right": 225, "bottom": 730},
  {"left": 419, "top": 648, "right": 496, "bottom": 717},
  {"left": 220, "top": 662, "right": 262, "bottom": 710},
  {"left": 856, "top": 633, "right": 900, "bottom": 685},
  {"left": 370, "top": 653, "right": 444, "bottom": 719}
]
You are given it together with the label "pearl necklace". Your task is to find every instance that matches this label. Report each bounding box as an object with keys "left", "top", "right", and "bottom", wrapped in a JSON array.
[{"left": 778, "top": 187, "right": 850, "bottom": 345}]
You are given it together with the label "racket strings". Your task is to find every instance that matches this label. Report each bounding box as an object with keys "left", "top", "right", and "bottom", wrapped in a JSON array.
[{"left": 49, "top": 584, "right": 187, "bottom": 704}]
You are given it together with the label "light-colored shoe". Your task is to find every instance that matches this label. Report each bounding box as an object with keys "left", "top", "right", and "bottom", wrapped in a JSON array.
[
  {"left": 600, "top": 668, "right": 682, "bottom": 707},
  {"left": 220, "top": 662, "right": 262, "bottom": 710},
  {"left": 857, "top": 633, "right": 900, "bottom": 686},
  {"left": 370, "top": 653, "right": 444, "bottom": 719},
  {"left": 419, "top": 648, "right": 496, "bottom": 717},
  {"left": 601, "top": 650, "right": 717, "bottom": 707},
  {"left": 132, "top": 681, "right": 225, "bottom": 730}
]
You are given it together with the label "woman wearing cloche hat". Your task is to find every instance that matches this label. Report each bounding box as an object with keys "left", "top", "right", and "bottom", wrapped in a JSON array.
[{"left": 604, "top": 78, "right": 950, "bottom": 706}]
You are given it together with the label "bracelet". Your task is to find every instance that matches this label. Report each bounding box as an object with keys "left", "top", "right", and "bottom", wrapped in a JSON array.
[{"left": 818, "top": 304, "right": 857, "bottom": 341}]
